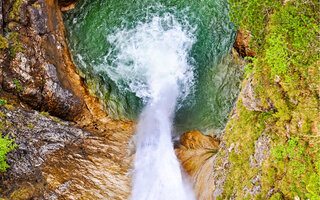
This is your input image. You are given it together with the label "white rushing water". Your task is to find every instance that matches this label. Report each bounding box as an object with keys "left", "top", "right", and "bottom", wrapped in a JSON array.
[{"left": 103, "top": 10, "right": 196, "bottom": 200}]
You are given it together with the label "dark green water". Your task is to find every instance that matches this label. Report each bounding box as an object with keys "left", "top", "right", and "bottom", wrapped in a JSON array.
[{"left": 63, "top": 0, "right": 243, "bottom": 133}]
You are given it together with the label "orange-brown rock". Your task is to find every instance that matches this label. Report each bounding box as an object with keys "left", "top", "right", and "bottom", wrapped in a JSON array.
[
  {"left": 233, "top": 29, "right": 255, "bottom": 58},
  {"left": 0, "top": 0, "right": 110, "bottom": 123},
  {"left": 42, "top": 133, "right": 134, "bottom": 200},
  {"left": 176, "top": 130, "right": 220, "bottom": 200},
  {"left": 58, "top": 0, "right": 77, "bottom": 11},
  {"left": 179, "top": 130, "right": 219, "bottom": 151}
]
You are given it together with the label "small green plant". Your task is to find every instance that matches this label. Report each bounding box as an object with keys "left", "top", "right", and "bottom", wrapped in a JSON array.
[
  {"left": 13, "top": 79, "right": 23, "bottom": 93},
  {"left": 0, "top": 134, "right": 17, "bottom": 172},
  {"left": 0, "top": 99, "right": 7, "bottom": 106}
]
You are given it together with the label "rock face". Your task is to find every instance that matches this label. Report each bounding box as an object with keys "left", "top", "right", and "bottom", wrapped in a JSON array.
[
  {"left": 0, "top": 105, "right": 134, "bottom": 200},
  {"left": 0, "top": 0, "right": 106, "bottom": 122},
  {"left": 0, "top": 106, "right": 88, "bottom": 197},
  {"left": 244, "top": 134, "right": 271, "bottom": 199},
  {"left": 241, "top": 75, "right": 275, "bottom": 112},
  {"left": 176, "top": 130, "right": 221, "bottom": 200},
  {"left": 241, "top": 75, "right": 267, "bottom": 112},
  {"left": 233, "top": 29, "right": 255, "bottom": 58}
]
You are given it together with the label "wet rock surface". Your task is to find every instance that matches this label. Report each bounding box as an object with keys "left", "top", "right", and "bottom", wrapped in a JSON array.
[
  {"left": 0, "top": 106, "right": 88, "bottom": 198},
  {"left": 241, "top": 74, "right": 276, "bottom": 113},
  {"left": 1, "top": 107, "right": 87, "bottom": 179},
  {"left": 0, "top": 0, "right": 89, "bottom": 121},
  {"left": 58, "top": 0, "right": 77, "bottom": 11},
  {"left": 176, "top": 130, "right": 222, "bottom": 200},
  {"left": 0, "top": 105, "right": 134, "bottom": 200}
]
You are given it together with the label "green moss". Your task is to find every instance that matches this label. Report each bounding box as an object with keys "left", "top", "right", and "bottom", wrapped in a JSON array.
[
  {"left": 0, "top": 134, "right": 17, "bottom": 172},
  {"left": 306, "top": 171, "right": 320, "bottom": 200},
  {"left": 0, "top": 36, "right": 8, "bottom": 52},
  {"left": 221, "top": 98, "right": 273, "bottom": 198},
  {"left": 10, "top": 186, "right": 35, "bottom": 200},
  {"left": 4, "top": 104, "right": 15, "bottom": 111},
  {"left": 9, "top": 32, "right": 25, "bottom": 59},
  {"left": 9, "top": 0, "right": 24, "bottom": 21},
  {"left": 32, "top": 3, "right": 41, "bottom": 9},
  {"left": 221, "top": 0, "right": 320, "bottom": 198},
  {"left": 270, "top": 193, "right": 284, "bottom": 200},
  {"left": 0, "top": 112, "right": 7, "bottom": 118},
  {"left": 39, "top": 111, "right": 50, "bottom": 118},
  {"left": 26, "top": 123, "right": 34, "bottom": 130}
]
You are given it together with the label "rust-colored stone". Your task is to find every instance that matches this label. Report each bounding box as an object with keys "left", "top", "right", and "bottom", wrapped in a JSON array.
[
  {"left": 176, "top": 130, "right": 220, "bottom": 200},
  {"left": 233, "top": 29, "right": 256, "bottom": 58},
  {"left": 179, "top": 130, "right": 219, "bottom": 150},
  {"left": 58, "top": 0, "right": 77, "bottom": 10}
]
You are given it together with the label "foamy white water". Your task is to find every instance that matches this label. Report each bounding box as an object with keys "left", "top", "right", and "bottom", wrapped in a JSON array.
[{"left": 103, "top": 10, "right": 196, "bottom": 200}]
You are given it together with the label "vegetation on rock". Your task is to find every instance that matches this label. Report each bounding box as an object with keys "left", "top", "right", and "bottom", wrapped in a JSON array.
[
  {"left": 0, "top": 36, "right": 8, "bottom": 52},
  {"left": 0, "top": 105, "right": 17, "bottom": 172},
  {"left": 9, "top": 0, "right": 24, "bottom": 21},
  {"left": 9, "top": 32, "right": 25, "bottom": 59},
  {"left": 0, "top": 135, "right": 16, "bottom": 172},
  {"left": 220, "top": 0, "right": 320, "bottom": 199}
]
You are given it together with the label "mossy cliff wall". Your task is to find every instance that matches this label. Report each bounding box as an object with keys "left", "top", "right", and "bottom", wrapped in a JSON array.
[{"left": 176, "top": 0, "right": 319, "bottom": 199}]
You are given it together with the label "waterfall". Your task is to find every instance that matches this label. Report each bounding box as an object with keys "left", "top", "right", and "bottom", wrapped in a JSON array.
[
  {"left": 64, "top": 0, "right": 241, "bottom": 197},
  {"left": 104, "top": 11, "right": 196, "bottom": 200},
  {"left": 64, "top": 0, "right": 240, "bottom": 133}
]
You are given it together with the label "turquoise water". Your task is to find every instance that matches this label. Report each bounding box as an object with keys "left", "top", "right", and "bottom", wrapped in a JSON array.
[{"left": 63, "top": 0, "right": 243, "bottom": 133}]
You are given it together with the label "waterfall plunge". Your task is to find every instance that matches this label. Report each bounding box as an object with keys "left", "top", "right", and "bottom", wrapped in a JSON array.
[{"left": 104, "top": 12, "right": 196, "bottom": 200}]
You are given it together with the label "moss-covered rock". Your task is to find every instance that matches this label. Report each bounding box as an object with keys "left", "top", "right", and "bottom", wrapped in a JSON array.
[
  {"left": 0, "top": 36, "right": 8, "bottom": 52},
  {"left": 216, "top": 0, "right": 320, "bottom": 199}
]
